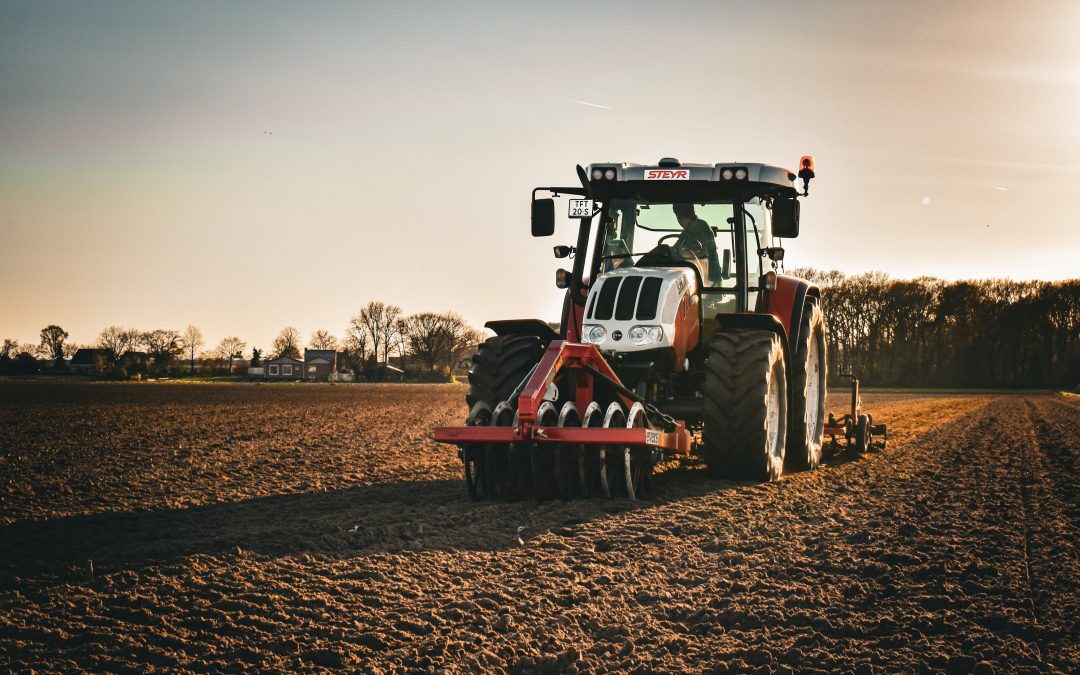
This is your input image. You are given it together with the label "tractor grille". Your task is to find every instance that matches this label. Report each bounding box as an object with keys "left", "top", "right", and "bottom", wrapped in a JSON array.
[{"left": 589, "top": 275, "right": 665, "bottom": 322}]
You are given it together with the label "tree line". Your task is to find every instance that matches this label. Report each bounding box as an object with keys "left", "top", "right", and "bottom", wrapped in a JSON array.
[
  {"left": 792, "top": 269, "right": 1080, "bottom": 389},
  {"left": 4, "top": 278, "right": 1076, "bottom": 387},
  {"left": 0, "top": 301, "right": 484, "bottom": 380}
]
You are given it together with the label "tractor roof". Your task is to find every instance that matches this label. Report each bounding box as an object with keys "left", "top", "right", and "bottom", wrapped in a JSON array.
[{"left": 584, "top": 158, "right": 799, "bottom": 202}]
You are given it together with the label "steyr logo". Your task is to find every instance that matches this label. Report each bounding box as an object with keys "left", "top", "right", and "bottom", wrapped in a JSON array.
[
  {"left": 612, "top": 330, "right": 623, "bottom": 341},
  {"left": 644, "top": 169, "right": 689, "bottom": 180}
]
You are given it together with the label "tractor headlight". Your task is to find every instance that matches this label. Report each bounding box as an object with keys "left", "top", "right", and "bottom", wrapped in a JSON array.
[
  {"left": 591, "top": 168, "right": 603, "bottom": 180},
  {"left": 584, "top": 325, "right": 606, "bottom": 344},
  {"left": 734, "top": 167, "right": 747, "bottom": 180},
  {"left": 629, "top": 325, "right": 663, "bottom": 345},
  {"left": 604, "top": 168, "right": 616, "bottom": 180},
  {"left": 721, "top": 168, "right": 734, "bottom": 180}
]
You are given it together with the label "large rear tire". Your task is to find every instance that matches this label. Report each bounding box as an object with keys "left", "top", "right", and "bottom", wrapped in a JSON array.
[
  {"left": 702, "top": 329, "right": 788, "bottom": 481},
  {"left": 466, "top": 334, "right": 545, "bottom": 410},
  {"left": 786, "top": 300, "right": 827, "bottom": 471}
]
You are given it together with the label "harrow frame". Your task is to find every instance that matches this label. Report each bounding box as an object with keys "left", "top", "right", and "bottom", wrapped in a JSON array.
[{"left": 434, "top": 340, "right": 693, "bottom": 455}]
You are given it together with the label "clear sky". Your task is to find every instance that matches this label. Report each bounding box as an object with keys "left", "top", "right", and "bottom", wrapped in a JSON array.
[{"left": 2, "top": 1, "right": 1078, "bottom": 351}]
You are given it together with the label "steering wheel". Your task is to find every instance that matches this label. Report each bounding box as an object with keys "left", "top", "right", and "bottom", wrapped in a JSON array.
[{"left": 657, "top": 233, "right": 681, "bottom": 246}]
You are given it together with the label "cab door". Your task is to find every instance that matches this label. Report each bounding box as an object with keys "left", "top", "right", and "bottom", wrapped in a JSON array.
[{"left": 743, "top": 201, "right": 769, "bottom": 311}]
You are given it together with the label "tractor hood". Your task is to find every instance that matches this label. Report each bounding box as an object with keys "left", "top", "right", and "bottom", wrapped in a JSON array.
[{"left": 580, "top": 267, "right": 697, "bottom": 353}]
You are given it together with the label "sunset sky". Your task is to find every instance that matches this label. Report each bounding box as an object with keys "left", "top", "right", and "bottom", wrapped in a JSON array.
[{"left": 2, "top": 1, "right": 1078, "bottom": 351}]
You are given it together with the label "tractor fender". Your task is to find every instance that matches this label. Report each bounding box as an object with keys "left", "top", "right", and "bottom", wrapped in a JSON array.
[
  {"left": 484, "top": 319, "right": 560, "bottom": 345},
  {"left": 767, "top": 275, "right": 820, "bottom": 354}
]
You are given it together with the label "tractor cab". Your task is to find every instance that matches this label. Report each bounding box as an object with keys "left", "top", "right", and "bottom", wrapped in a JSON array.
[{"left": 532, "top": 158, "right": 809, "bottom": 370}]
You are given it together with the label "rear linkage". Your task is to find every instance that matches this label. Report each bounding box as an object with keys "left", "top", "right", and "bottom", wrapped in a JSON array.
[{"left": 824, "top": 372, "right": 888, "bottom": 454}]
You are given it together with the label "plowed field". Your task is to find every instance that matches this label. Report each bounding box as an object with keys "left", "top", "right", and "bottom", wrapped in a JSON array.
[{"left": 1, "top": 382, "right": 1077, "bottom": 673}]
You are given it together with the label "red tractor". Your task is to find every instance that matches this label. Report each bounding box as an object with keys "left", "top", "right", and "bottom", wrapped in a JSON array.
[{"left": 436, "top": 157, "right": 883, "bottom": 500}]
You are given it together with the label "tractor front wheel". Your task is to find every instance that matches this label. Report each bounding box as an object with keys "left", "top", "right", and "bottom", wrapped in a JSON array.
[{"left": 702, "top": 329, "right": 788, "bottom": 481}]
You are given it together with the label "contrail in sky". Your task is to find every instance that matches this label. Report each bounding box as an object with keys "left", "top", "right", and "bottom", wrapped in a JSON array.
[{"left": 569, "top": 99, "right": 612, "bottom": 110}]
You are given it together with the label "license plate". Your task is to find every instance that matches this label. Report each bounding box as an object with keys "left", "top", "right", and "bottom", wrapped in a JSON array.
[{"left": 568, "top": 199, "right": 597, "bottom": 218}]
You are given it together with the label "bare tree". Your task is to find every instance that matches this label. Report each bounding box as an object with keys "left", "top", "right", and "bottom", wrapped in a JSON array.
[
  {"left": 98, "top": 326, "right": 140, "bottom": 364},
  {"left": 273, "top": 326, "right": 302, "bottom": 359},
  {"left": 216, "top": 336, "right": 247, "bottom": 373},
  {"left": 309, "top": 330, "right": 339, "bottom": 351},
  {"left": 395, "top": 318, "right": 409, "bottom": 372},
  {"left": 343, "top": 317, "right": 370, "bottom": 375},
  {"left": 380, "top": 304, "right": 403, "bottom": 367},
  {"left": 1, "top": 339, "right": 19, "bottom": 360},
  {"left": 401, "top": 312, "right": 483, "bottom": 374},
  {"left": 38, "top": 325, "right": 69, "bottom": 361},
  {"left": 141, "top": 329, "right": 182, "bottom": 373},
  {"left": 402, "top": 312, "right": 450, "bottom": 372},
  {"left": 352, "top": 300, "right": 386, "bottom": 362},
  {"left": 182, "top": 325, "right": 205, "bottom": 375}
]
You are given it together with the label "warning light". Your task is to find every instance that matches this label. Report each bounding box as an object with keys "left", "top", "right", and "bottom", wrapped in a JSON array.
[{"left": 797, "top": 155, "right": 815, "bottom": 197}]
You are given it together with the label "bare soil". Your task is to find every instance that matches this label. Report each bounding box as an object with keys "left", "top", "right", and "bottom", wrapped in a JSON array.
[{"left": 0, "top": 382, "right": 1077, "bottom": 673}]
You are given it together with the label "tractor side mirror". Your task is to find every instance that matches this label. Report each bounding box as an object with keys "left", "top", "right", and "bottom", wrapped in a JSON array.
[
  {"left": 531, "top": 198, "right": 555, "bottom": 237},
  {"left": 772, "top": 198, "right": 800, "bottom": 238}
]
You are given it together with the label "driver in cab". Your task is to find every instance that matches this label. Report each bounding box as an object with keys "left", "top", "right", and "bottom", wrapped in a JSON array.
[{"left": 672, "top": 202, "right": 722, "bottom": 285}]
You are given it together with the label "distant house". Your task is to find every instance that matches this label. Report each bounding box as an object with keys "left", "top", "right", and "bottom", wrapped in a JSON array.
[
  {"left": 303, "top": 349, "right": 338, "bottom": 381},
  {"left": 264, "top": 355, "right": 304, "bottom": 379},
  {"left": 258, "top": 350, "right": 348, "bottom": 381},
  {"left": 70, "top": 348, "right": 109, "bottom": 373},
  {"left": 71, "top": 349, "right": 148, "bottom": 375}
]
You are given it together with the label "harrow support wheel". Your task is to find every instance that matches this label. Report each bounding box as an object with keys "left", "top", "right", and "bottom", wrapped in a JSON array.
[
  {"left": 464, "top": 402, "right": 493, "bottom": 501},
  {"left": 600, "top": 402, "right": 627, "bottom": 498},
  {"left": 554, "top": 402, "right": 582, "bottom": 500},
  {"left": 624, "top": 403, "right": 652, "bottom": 500},
  {"left": 854, "top": 414, "right": 869, "bottom": 454},
  {"left": 530, "top": 402, "right": 559, "bottom": 501}
]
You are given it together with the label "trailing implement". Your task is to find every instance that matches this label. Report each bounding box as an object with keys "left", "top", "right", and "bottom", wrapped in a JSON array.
[{"left": 435, "top": 156, "right": 885, "bottom": 499}]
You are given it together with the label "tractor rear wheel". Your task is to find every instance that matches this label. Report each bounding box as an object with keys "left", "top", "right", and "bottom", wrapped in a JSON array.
[
  {"left": 702, "top": 329, "right": 788, "bottom": 481},
  {"left": 466, "top": 334, "right": 546, "bottom": 410},
  {"left": 786, "top": 299, "right": 827, "bottom": 471}
]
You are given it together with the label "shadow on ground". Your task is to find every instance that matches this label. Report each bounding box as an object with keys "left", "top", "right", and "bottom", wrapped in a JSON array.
[{"left": 0, "top": 462, "right": 771, "bottom": 588}]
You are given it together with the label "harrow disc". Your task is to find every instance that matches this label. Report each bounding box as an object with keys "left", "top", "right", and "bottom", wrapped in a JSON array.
[
  {"left": 600, "top": 402, "right": 627, "bottom": 499},
  {"left": 530, "top": 402, "right": 559, "bottom": 500},
  {"left": 554, "top": 402, "right": 582, "bottom": 500},
  {"left": 624, "top": 403, "right": 652, "bottom": 500},
  {"left": 464, "top": 402, "right": 493, "bottom": 501},
  {"left": 486, "top": 401, "right": 516, "bottom": 499},
  {"left": 580, "top": 402, "right": 605, "bottom": 497}
]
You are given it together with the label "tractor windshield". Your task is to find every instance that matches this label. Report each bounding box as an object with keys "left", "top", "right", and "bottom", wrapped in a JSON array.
[{"left": 599, "top": 200, "right": 745, "bottom": 289}]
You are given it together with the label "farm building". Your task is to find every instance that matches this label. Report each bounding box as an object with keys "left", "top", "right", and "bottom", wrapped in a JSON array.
[
  {"left": 263, "top": 355, "right": 304, "bottom": 379},
  {"left": 70, "top": 349, "right": 149, "bottom": 374},
  {"left": 260, "top": 350, "right": 346, "bottom": 381},
  {"left": 302, "top": 349, "right": 338, "bottom": 381}
]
